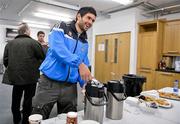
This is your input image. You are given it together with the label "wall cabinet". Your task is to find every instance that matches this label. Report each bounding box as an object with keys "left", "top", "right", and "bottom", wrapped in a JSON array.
[
  {"left": 137, "top": 69, "right": 155, "bottom": 91},
  {"left": 138, "top": 32, "right": 157, "bottom": 70},
  {"left": 163, "top": 20, "right": 180, "bottom": 55},
  {"left": 155, "top": 71, "right": 175, "bottom": 89},
  {"left": 137, "top": 19, "right": 180, "bottom": 90},
  {"left": 137, "top": 20, "right": 164, "bottom": 71},
  {"left": 137, "top": 20, "right": 164, "bottom": 90},
  {"left": 155, "top": 71, "right": 180, "bottom": 89}
]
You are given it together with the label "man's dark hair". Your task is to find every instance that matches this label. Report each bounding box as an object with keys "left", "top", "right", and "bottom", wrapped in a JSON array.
[
  {"left": 37, "top": 31, "right": 45, "bottom": 36},
  {"left": 77, "top": 7, "right": 97, "bottom": 19}
]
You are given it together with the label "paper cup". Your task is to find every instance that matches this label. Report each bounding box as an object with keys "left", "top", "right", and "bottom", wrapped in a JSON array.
[
  {"left": 66, "top": 112, "right": 77, "bottom": 124},
  {"left": 29, "top": 114, "right": 43, "bottom": 124}
]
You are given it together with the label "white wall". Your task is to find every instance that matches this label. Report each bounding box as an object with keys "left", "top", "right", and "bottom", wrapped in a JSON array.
[
  {"left": 160, "top": 14, "right": 180, "bottom": 20},
  {"left": 86, "top": 28, "right": 93, "bottom": 63},
  {"left": 0, "top": 24, "right": 50, "bottom": 63},
  {"left": 91, "top": 8, "right": 141, "bottom": 76}
]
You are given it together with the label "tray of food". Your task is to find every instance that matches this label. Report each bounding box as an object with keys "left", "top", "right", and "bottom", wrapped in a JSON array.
[
  {"left": 158, "top": 91, "right": 180, "bottom": 101},
  {"left": 138, "top": 95, "right": 172, "bottom": 108}
]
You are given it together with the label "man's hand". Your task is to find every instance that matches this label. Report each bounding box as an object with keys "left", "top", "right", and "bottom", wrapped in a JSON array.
[
  {"left": 42, "top": 42, "right": 48, "bottom": 48},
  {"left": 79, "top": 63, "right": 92, "bottom": 82}
]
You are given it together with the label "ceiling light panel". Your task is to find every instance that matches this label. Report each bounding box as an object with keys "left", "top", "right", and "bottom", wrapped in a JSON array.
[
  {"left": 111, "top": 0, "right": 134, "bottom": 5},
  {"left": 38, "top": 9, "right": 72, "bottom": 18},
  {"left": 22, "top": 19, "right": 51, "bottom": 29},
  {"left": 36, "top": 0, "right": 80, "bottom": 10},
  {"left": 28, "top": 23, "right": 50, "bottom": 29},
  {"left": 34, "top": 12, "right": 72, "bottom": 22},
  {"left": 22, "top": 19, "right": 50, "bottom": 26}
]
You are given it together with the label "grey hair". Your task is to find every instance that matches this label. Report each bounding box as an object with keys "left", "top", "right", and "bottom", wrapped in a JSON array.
[{"left": 18, "top": 23, "right": 30, "bottom": 35}]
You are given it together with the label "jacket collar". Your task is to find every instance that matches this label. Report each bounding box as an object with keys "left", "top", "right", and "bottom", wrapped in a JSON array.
[
  {"left": 70, "top": 20, "right": 87, "bottom": 40},
  {"left": 15, "top": 34, "right": 31, "bottom": 39}
]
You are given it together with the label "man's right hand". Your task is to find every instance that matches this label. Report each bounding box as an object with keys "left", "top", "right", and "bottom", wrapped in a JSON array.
[{"left": 79, "top": 63, "right": 92, "bottom": 82}]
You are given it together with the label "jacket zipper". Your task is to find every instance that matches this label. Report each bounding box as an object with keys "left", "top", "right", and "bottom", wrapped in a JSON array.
[{"left": 65, "top": 39, "right": 79, "bottom": 82}]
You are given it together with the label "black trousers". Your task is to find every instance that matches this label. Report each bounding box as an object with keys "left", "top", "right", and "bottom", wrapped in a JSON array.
[{"left": 11, "top": 84, "right": 36, "bottom": 124}]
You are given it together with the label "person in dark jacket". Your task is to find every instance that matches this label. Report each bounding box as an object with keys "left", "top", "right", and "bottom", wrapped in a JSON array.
[
  {"left": 37, "top": 31, "right": 48, "bottom": 54},
  {"left": 32, "top": 7, "right": 96, "bottom": 119},
  {"left": 3, "top": 23, "right": 45, "bottom": 124}
]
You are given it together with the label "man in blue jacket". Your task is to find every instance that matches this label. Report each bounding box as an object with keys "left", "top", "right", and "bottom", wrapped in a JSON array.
[{"left": 32, "top": 6, "right": 96, "bottom": 119}]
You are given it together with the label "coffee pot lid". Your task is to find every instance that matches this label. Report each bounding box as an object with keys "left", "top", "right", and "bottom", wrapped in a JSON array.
[
  {"left": 86, "top": 79, "right": 104, "bottom": 98},
  {"left": 107, "top": 80, "right": 124, "bottom": 93}
]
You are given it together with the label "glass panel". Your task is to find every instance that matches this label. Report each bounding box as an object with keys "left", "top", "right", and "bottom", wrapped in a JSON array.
[
  {"left": 105, "top": 39, "right": 108, "bottom": 62},
  {"left": 114, "top": 38, "right": 118, "bottom": 63}
]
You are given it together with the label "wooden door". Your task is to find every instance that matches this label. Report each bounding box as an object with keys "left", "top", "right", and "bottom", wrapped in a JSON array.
[
  {"left": 138, "top": 32, "right": 157, "bottom": 70},
  {"left": 155, "top": 71, "right": 175, "bottom": 89},
  {"left": 95, "top": 35, "right": 111, "bottom": 83},
  {"left": 137, "top": 69, "right": 155, "bottom": 90},
  {"left": 95, "top": 32, "right": 130, "bottom": 83},
  {"left": 110, "top": 33, "right": 130, "bottom": 80}
]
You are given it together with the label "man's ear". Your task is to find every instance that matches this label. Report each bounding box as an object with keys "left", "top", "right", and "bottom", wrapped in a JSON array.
[{"left": 76, "top": 13, "right": 81, "bottom": 21}]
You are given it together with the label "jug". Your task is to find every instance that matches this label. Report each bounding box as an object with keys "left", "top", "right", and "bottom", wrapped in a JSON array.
[
  {"left": 123, "top": 74, "right": 146, "bottom": 97},
  {"left": 106, "top": 80, "right": 126, "bottom": 120},
  {"left": 84, "top": 79, "right": 108, "bottom": 124}
]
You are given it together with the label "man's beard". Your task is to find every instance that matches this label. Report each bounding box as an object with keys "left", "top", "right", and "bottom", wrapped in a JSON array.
[{"left": 78, "top": 21, "right": 86, "bottom": 32}]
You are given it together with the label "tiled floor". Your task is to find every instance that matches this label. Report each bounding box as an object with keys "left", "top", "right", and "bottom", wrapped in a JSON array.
[{"left": 0, "top": 75, "right": 84, "bottom": 124}]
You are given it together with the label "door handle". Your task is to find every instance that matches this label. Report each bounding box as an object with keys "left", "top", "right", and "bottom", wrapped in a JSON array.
[
  {"left": 139, "top": 70, "right": 151, "bottom": 73},
  {"left": 160, "top": 72, "right": 173, "bottom": 76},
  {"left": 110, "top": 72, "right": 115, "bottom": 75},
  {"left": 167, "top": 51, "right": 179, "bottom": 54},
  {"left": 110, "top": 60, "right": 114, "bottom": 63}
]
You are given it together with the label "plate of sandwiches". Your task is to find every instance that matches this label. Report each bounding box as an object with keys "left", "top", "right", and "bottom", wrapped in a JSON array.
[
  {"left": 158, "top": 91, "right": 180, "bottom": 101},
  {"left": 138, "top": 95, "right": 172, "bottom": 108}
]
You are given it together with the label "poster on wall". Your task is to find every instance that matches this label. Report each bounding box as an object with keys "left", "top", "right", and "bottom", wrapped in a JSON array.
[
  {"left": 98, "top": 43, "right": 105, "bottom": 51},
  {"left": 6, "top": 28, "right": 18, "bottom": 41}
]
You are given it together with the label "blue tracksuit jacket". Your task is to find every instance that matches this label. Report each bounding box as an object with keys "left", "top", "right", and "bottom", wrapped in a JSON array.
[{"left": 39, "top": 21, "right": 90, "bottom": 87}]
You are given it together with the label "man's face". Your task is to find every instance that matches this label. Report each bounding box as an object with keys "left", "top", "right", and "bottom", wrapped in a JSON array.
[
  {"left": 77, "top": 13, "right": 96, "bottom": 32},
  {"left": 38, "top": 33, "right": 45, "bottom": 42}
]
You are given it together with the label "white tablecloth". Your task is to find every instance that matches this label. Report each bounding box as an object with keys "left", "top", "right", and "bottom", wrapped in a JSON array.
[{"left": 42, "top": 87, "right": 180, "bottom": 124}]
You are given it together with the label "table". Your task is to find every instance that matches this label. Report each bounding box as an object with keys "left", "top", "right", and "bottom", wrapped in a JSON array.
[{"left": 42, "top": 87, "right": 180, "bottom": 124}]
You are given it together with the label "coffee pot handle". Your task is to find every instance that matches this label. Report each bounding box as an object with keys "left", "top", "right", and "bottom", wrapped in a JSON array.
[
  {"left": 85, "top": 92, "right": 108, "bottom": 106},
  {"left": 108, "top": 84, "right": 127, "bottom": 102}
]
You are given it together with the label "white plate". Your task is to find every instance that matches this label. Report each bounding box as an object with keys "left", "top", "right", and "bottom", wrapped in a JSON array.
[
  {"left": 139, "top": 102, "right": 157, "bottom": 113},
  {"left": 79, "top": 120, "right": 100, "bottom": 124},
  {"left": 141, "top": 90, "right": 159, "bottom": 99},
  {"left": 157, "top": 98, "right": 172, "bottom": 108}
]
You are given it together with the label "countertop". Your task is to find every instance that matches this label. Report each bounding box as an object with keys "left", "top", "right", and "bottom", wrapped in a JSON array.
[{"left": 156, "top": 69, "right": 180, "bottom": 73}]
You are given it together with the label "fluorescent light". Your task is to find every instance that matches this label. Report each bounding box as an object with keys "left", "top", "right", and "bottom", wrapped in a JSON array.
[
  {"left": 38, "top": 9, "right": 72, "bottom": 18},
  {"left": 36, "top": 0, "right": 80, "bottom": 10},
  {"left": 23, "top": 19, "right": 50, "bottom": 26},
  {"left": 22, "top": 19, "right": 51, "bottom": 29},
  {"left": 111, "top": 0, "right": 133, "bottom": 5},
  {"left": 34, "top": 12, "right": 72, "bottom": 22},
  {"left": 28, "top": 23, "right": 50, "bottom": 29}
]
